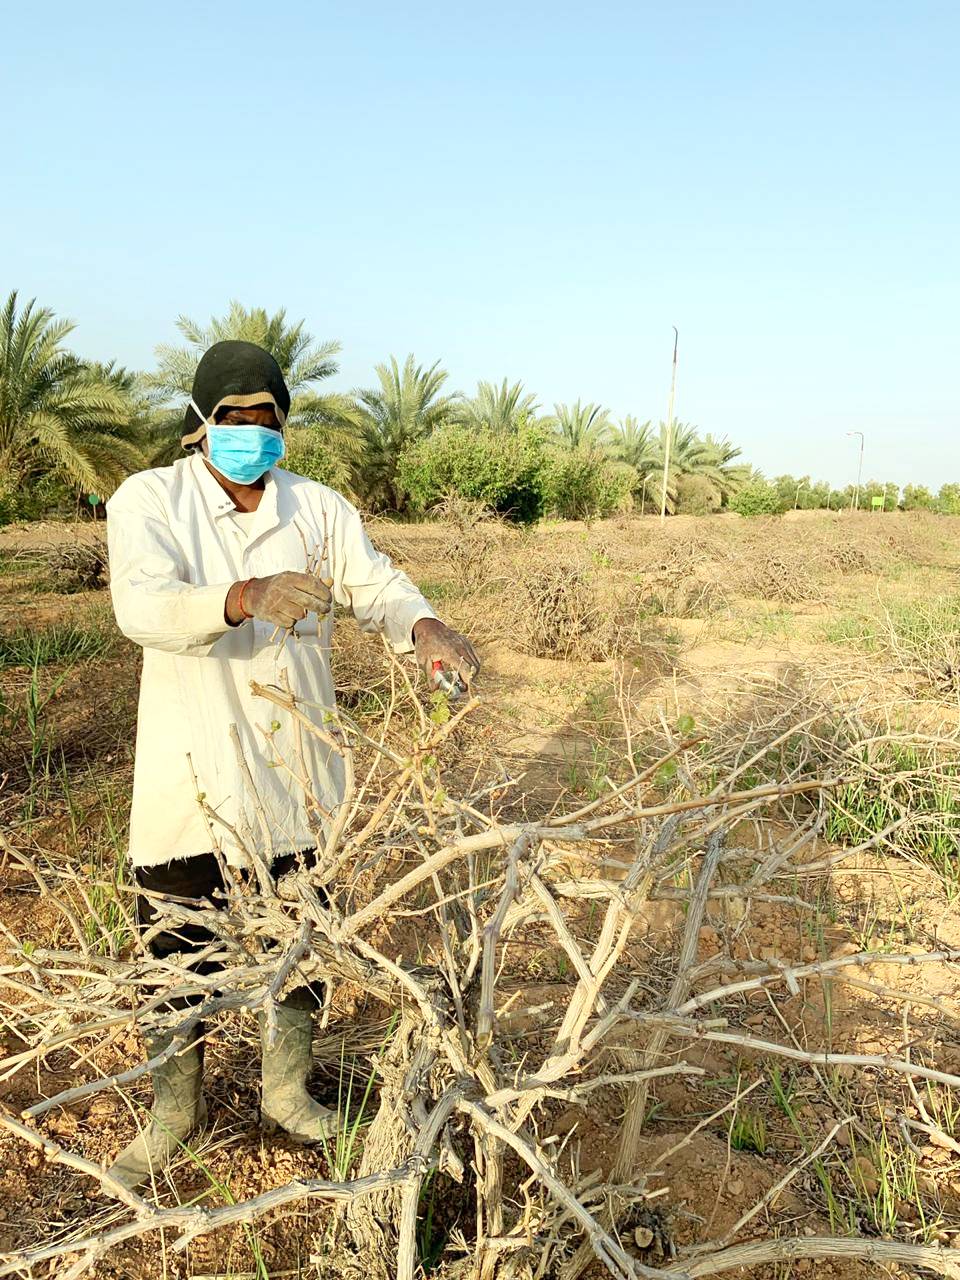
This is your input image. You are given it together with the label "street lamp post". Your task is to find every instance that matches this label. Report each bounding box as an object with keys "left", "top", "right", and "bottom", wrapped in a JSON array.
[
  {"left": 659, "top": 327, "right": 679, "bottom": 525},
  {"left": 847, "top": 431, "right": 864, "bottom": 511}
]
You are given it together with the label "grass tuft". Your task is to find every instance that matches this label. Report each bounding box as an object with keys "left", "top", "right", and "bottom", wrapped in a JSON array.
[
  {"left": 0, "top": 615, "right": 116, "bottom": 669},
  {"left": 826, "top": 743, "right": 960, "bottom": 894},
  {"left": 730, "top": 1106, "right": 768, "bottom": 1155}
]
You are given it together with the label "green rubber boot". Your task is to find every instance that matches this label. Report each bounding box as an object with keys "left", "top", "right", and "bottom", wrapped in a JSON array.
[
  {"left": 107, "top": 1028, "right": 206, "bottom": 1191},
  {"left": 259, "top": 1000, "right": 340, "bottom": 1143}
]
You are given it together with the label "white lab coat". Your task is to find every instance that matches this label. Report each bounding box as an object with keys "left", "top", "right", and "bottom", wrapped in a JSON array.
[{"left": 106, "top": 453, "right": 435, "bottom": 868}]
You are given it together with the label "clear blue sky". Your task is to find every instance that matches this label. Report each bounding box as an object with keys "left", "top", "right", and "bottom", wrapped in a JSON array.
[{"left": 3, "top": 0, "right": 957, "bottom": 488}]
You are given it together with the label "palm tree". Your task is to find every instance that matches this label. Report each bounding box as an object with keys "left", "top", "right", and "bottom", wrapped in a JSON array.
[
  {"left": 285, "top": 392, "right": 367, "bottom": 493},
  {"left": 0, "top": 291, "right": 141, "bottom": 504},
  {"left": 354, "top": 355, "right": 455, "bottom": 511},
  {"left": 149, "top": 301, "right": 340, "bottom": 400},
  {"left": 640, "top": 422, "right": 715, "bottom": 514},
  {"left": 608, "top": 416, "right": 657, "bottom": 509},
  {"left": 455, "top": 379, "right": 539, "bottom": 433},
  {"left": 610, "top": 416, "right": 654, "bottom": 468},
  {"left": 83, "top": 360, "right": 154, "bottom": 435},
  {"left": 550, "top": 400, "right": 613, "bottom": 450},
  {"left": 145, "top": 301, "right": 361, "bottom": 466},
  {"left": 698, "top": 433, "right": 750, "bottom": 505}
]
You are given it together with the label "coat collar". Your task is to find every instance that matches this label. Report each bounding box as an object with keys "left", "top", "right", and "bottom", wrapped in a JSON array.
[{"left": 189, "top": 452, "right": 283, "bottom": 543}]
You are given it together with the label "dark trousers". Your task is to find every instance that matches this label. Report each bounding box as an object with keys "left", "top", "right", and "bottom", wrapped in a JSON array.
[{"left": 135, "top": 850, "right": 321, "bottom": 1010}]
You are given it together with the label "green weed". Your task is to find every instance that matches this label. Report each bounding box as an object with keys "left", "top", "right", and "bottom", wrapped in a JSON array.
[
  {"left": 564, "top": 741, "right": 610, "bottom": 801},
  {"left": 730, "top": 608, "right": 797, "bottom": 642},
  {"left": 320, "top": 1013, "right": 399, "bottom": 1180},
  {"left": 730, "top": 1107, "right": 768, "bottom": 1155},
  {"left": 180, "top": 1144, "right": 271, "bottom": 1278},
  {"left": 823, "top": 597, "right": 960, "bottom": 694},
  {"left": 350, "top": 689, "right": 389, "bottom": 722},
  {"left": 83, "top": 831, "right": 131, "bottom": 956},
  {"left": 417, "top": 1169, "right": 445, "bottom": 1273},
  {"left": 885, "top": 596, "right": 960, "bottom": 661},
  {"left": 820, "top": 614, "right": 878, "bottom": 647},
  {"left": 826, "top": 743, "right": 960, "bottom": 895},
  {"left": 848, "top": 1107, "right": 931, "bottom": 1239},
  {"left": 922, "top": 1083, "right": 960, "bottom": 1138},
  {"left": 415, "top": 580, "right": 457, "bottom": 604},
  {"left": 51, "top": 760, "right": 132, "bottom": 953},
  {"left": 849, "top": 889, "right": 915, "bottom": 954},
  {"left": 770, "top": 1068, "right": 847, "bottom": 1231},
  {"left": 0, "top": 615, "right": 116, "bottom": 669},
  {"left": 19, "top": 659, "right": 71, "bottom": 821},
  {"left": 118, "top": 1107, "right": 272, "bottom": 1278}
]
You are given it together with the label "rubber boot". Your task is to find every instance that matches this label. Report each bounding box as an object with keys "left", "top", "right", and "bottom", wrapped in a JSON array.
[
  {"left": 107, "top": 1028, "right": 207, "bottom": 1191},
  {"left": 259, "top": 998, "right": 340, "bottom": 1143}
]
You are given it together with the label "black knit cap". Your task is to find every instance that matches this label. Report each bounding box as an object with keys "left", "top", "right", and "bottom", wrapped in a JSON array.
[{"left": 181, "top": 340, "right": 291, "bottom": 449}]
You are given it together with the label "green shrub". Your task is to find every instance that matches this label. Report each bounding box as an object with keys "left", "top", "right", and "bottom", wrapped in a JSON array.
[
  {"left": 0, "top": 474, "right": 76, "bottom": 525},
  {"left": 398, "top": 424, "right": 545, "bottom": 522},
  {"left": 730, "top": 478, "right": 783, "bottom": 517},
  {"left": 676, "top": 473, "right": 720, "bottom": 516},
  {"left": 772, "top": 475, "right": 832, "bottom": 511},
  {"left": 538, "top": 449, "right": 633, "bottom": 520},
  {"left": 400, "top": 426, "right": 634, "bottom": 523},
  {"left": 901, "top": 484, "right": 937, "bottom": 511},
  {"left": 283, "top": 427, "right": 353, "bottom": 493}
]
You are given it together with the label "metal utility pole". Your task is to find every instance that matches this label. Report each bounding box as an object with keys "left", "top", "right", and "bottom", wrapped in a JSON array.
[
  {"left": 659, "top": 326, "right": 679, "bottom": 524},
  {"left": 847, "top": 430, "right": 864, "bottom": 511}
]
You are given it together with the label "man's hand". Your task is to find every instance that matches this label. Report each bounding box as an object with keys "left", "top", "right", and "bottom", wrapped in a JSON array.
[
  {"left": 226, "top": 572, "right": 333, "bottom": 629},
  {"left": 413, "top": 618, "right": 480, "bottom": 688}
]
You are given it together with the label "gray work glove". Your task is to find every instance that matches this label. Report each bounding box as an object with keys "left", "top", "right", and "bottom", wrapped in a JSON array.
[
  {"left": 413, "top": 618, "right": 480, "bottom": 689},
  {"left": 241, "top": 572, "right": 333, "bottom": 629}
]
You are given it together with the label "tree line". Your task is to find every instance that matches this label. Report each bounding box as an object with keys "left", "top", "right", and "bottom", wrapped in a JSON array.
[{"left": 2, "top": 291, "right": 955, "bottom": 523}]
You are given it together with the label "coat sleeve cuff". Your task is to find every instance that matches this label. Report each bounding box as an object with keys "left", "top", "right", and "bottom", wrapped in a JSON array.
[
  {"left": 174, "top": 582, "right": 235, "bottom": 646},
  {"left": 389, "top": 602, "right": 437, "bottom": 654}
]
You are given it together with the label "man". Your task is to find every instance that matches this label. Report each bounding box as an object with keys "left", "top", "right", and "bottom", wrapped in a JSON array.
[{"left": 106, "top": 339, "right": 478, "bottom": 1189}]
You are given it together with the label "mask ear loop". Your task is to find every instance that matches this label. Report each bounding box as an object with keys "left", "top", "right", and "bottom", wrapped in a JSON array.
[{"left": 190, "top": 398, "right": 214, "bottom": 429}]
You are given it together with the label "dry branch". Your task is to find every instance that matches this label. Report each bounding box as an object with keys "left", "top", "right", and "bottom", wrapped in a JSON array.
[{"left": 2, "top": 657, "right": 957, "bottom": 1280}]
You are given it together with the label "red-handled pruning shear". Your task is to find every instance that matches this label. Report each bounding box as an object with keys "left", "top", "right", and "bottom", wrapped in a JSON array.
[{"left": 431, "top": 660, "right": 468, "bottom": 699}]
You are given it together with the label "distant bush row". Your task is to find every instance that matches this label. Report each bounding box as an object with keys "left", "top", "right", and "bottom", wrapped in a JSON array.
[{"left": 729, "top": 475, "right": 960, "bottom": 518}]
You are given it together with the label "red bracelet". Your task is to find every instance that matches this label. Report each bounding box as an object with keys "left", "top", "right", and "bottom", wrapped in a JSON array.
[{"left": 237, "top": 578, "right": 254, "bottom": 620}]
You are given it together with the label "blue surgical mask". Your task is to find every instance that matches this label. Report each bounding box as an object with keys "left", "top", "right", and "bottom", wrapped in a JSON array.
[
  {"left": 191, "top": 400, "right": 286, "bottom": 483},
  {"left": 206, "top": 425, "right": 285, "bottom": 483}
]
